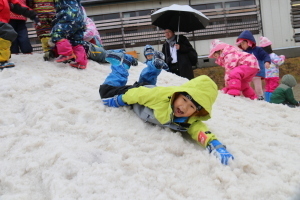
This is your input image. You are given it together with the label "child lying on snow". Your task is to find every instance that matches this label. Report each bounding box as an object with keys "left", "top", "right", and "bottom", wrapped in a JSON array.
[{"left": 99, "top": 50, "right": 234, "bottom": 165}]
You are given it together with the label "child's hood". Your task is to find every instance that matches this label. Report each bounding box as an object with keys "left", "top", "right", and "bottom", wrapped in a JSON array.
[
  {"left": 177, "top": 75, "right": 218, "bottom": 118},
  {"left": 144, "top": 45, "right": 155, "bottom": 58},
  {"left": 281, "top": 74, "right": 297, "bottom": 87},
  {"left": 237, "top": 30, "right": 256, "bottom": 46}
]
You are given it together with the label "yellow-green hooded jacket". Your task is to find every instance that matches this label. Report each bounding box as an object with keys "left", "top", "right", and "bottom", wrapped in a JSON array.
[{"left": 122, "top": 75, "right": 218, "bottom": 148}]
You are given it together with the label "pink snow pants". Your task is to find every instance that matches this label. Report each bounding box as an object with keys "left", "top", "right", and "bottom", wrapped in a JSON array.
[
  {"left": 225, "top": 65, "right": 259, "bottom": 100},
  {"left": 265, "top": 77, "right": 280, "bottom": 93},
  {"left": 56, "top": 39, "right": 73, "bottom": 56},
  {"left": 72, "top": 45, "right": 87, "bottom": 66}
]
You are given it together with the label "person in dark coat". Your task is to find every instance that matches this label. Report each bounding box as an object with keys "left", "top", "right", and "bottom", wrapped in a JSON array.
[{"left": 162, "top": 29, "right": 194, "bottom": 80}]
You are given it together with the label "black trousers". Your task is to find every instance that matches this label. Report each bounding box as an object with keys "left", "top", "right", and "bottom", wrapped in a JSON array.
[
  {"left": 99, "top": 82, "right": 148, "bottom": 99},
  {"left": 169, "top": 63, "right": 180, "bottom": 76},
  {"left": 9, "top": 19, "right": 33, "bottom": 54}
]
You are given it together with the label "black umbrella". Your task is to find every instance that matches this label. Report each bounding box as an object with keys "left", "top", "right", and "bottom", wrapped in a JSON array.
[{"left": 151, "top": 4, "right": 209, "bottom": 33}]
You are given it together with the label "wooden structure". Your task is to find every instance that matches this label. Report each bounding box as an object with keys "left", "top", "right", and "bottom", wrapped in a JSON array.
[{"left": 28, "top": 3, "right": 261, "bottom": 52}]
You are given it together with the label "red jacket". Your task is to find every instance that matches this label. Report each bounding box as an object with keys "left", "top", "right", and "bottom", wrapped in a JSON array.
[
  {"left": 10, "top": 0, "right": 27, "bottom": 20},
  {"left": 0, "top": 0, "right": 35, "bottom": 23}
]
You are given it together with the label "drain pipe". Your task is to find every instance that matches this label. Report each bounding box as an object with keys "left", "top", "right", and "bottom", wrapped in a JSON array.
[{"left": 258, "top": 0, "right": 264, "bottom": 36}]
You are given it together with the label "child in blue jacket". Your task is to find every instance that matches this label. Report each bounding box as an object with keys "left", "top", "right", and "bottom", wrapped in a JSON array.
[
  {"left": 236, "top": 30, "right": 271, "bottom": 100},
  {"left": 99, "top": 50, "right": 234, "bottom": 165}
]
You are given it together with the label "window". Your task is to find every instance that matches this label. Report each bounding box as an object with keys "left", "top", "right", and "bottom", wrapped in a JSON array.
[
  {"left": 105, "top": 30, "right": 122, "bottom": 37},
  {"left": 123, "top": 9, "right": 152, "bottom": 18},
  {"left": 123, "top": 11, "right": 136, "bottom": 18},
  {"left": 93, "top": 13, "right": 119, "bottom": 21},
  {"left": 137, "top": 10, "right": 152, "bottom": 16},
  {"left": 124, "top": 29, "right": 138, "bottom": 34},
  {"left": 225, "top": 0, "right": 255, "bottom": 8},
  {"left": 192, "top": 3, "right": 222, "bottom": 10}
]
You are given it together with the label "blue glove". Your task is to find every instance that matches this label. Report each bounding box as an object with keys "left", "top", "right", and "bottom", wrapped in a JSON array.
[
  {"left": 102, "top": 95, "right": 128, "bottom": 108},
  {"left": 207, "top": 140, "right": 234, "bottom": 165}
]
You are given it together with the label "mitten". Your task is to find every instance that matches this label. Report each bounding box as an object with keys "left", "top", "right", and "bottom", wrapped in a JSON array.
[
  {"left": 102, "top": 95, "right": 128, "bottom": 108},
  {"left": 207, "top": 140, "right": 234, "bottom": 165},
  {"left": 33, "top": 16, "right": 41, "bottom": 26},
  {"left": 153, "top": 50, "right": 165, "bottom": 60},
  {"left": 152, "top": 58, "right": 165, "bottom": 69}
]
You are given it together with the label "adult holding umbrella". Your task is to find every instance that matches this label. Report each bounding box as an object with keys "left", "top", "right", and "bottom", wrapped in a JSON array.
[{"left": 151, "top": 4, "right": 209, "bottom": 80}]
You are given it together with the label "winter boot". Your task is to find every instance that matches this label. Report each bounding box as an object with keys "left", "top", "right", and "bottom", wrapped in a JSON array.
[
  {"left": 55, "top": 54, "right": 76, "bottom": 63},
  {"left": 55, "top": 39, "right": 75, "bottom": 63},
  {"left": 43, "top": 49, "right": 56, "bottom": 61},
  {"left": 69, "top": 62, "right": 86, "bottom": 69},
  {"left": 138, "top": 58, "right": 165, "bottom": 85},
  {"left": 264, "top": 92, "right": 272, "bottom": 102},
  {"left": 103, "top": 50, "right": 129, "bottom": 87},
  {"left": 257, "top": 96, "right": 265, "bottom": 101},
  {"left": 105, "top": 50, "right": 124, "bottom": 66},
  {"left": 0, "top": 61, "right": 15, "bottom": 69},
  {"left": 41, "top": 37, "right": 51, "bottom": 52},
  {"left": 123, "top": 54, "right": 137, "bottom": 70}
]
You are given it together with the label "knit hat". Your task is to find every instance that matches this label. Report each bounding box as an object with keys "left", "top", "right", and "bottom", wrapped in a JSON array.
[
  {"left": 179, "top": 92, "right": 202, "bottom": 111},
  {"left": 208, "top": 39, "right": 227, "bottom": 58},
  {"left": 259, "top": 36, "right": 272, "bottom": 47},
  {"left": 144, "top": 45, "right": 154, "bottom": 58}
]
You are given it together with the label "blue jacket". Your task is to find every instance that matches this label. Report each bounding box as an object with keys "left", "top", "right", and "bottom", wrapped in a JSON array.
[
  {"left": 54, "top": 0, "right": 84, "bottom": 23},
  {"left": 237, "top": 30, "right": 271, "bottom": 78}
]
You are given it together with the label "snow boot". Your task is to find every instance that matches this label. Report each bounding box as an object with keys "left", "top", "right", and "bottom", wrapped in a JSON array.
[{"left": 0, "top": 61, "right": 15, "bottom": 69}]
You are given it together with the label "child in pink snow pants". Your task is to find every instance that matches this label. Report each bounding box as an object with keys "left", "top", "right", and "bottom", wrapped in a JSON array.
[
  {"left": 51, "top": 0, "right": 87, "bottom": 69},
  {"left": 258, "top": 36, "right": 285, "bottom": 102},
  {"left": 208, "top": 39, "right": 260, "bottom": 99}
]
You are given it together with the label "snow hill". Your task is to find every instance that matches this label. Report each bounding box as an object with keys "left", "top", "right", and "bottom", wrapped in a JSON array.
[{"left": 0, "top": 53, "right": 299, "bottom": 200}]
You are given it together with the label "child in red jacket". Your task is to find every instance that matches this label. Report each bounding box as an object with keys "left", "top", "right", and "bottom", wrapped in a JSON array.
[
  {"left": 0, "top": 0, "right": 38, "bottom": 68},
  {"left": 9, "top": 0, "right": 33, "bottom": 54}
]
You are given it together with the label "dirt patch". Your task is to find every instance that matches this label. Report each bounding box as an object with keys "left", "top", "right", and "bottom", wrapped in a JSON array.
[{"left": 294, "top": 84, "right": 300, "bottom": 100}]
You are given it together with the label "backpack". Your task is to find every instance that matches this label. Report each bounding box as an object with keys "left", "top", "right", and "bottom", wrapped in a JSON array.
[{"left": 188, "top": 47, "right": 198, "bottom": 66}]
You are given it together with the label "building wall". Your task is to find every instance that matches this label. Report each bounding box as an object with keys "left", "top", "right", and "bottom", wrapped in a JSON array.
[
  {"left": 83, "top": 0, "right": 299, "bottom": 62},
  {"left": 259, "top": 0, "right": 298, "bottom": 48}
]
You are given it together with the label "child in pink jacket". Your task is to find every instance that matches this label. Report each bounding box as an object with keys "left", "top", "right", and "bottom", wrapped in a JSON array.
[
  {"left": 258, "top": 36, "right": 285, "bottom": 102},
  {"left": 208, "top": 39, "right": 259, "bottom": 99}
]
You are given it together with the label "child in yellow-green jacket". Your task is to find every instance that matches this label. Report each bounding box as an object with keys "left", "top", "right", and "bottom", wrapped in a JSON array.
[{"left": 99, "top": 50, "right": 234, "bottom": 165}]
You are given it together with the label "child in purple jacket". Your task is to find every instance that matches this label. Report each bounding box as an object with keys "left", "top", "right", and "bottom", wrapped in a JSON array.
[{"left": 236, "top": 30, "right": 271, "bottom": 100}]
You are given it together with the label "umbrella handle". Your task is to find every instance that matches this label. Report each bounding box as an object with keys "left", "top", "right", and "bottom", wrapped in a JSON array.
[{"left": 177, "top": 15, "right": 180, "bottom": 43}]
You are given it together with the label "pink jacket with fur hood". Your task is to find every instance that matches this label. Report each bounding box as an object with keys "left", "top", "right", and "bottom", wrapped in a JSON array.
[{"left": 215, "top": 44, "right": 259, "bottom": 81}]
